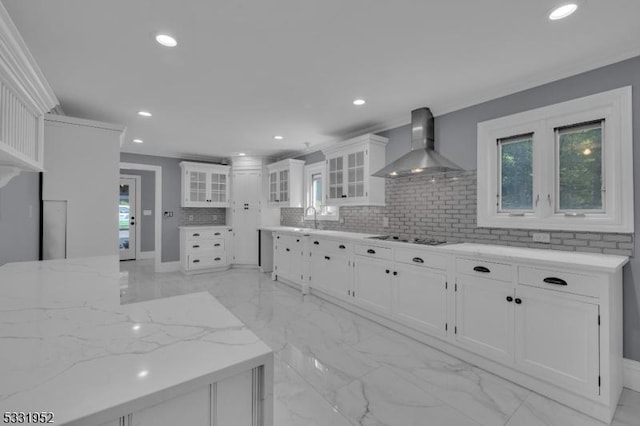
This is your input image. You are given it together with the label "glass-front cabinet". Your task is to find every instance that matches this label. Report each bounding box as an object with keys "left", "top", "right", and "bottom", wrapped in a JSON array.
[
  {"left": 180, "top": 161, "right": 231, "bottom": 207},
  {"left": 322, "top": 134, "right": 387, "bottom": 206},
  {"left": 267, "top": 159, "right": 304, "bottom": 207}
]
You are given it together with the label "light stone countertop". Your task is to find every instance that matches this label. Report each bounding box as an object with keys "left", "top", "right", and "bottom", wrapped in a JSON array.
[
  {"left": 0, "top": 256, "right": 272, "bottom": 425},
  {"left": 178, "top": 224, "right": 230, "bottom": 229},
  {"left": 261, "top": 226, "right": 628, "bottom": 272}
]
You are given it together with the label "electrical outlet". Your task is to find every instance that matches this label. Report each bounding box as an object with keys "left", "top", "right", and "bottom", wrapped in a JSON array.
[
  {"left": 212, "top": 215, "right": 217, "bottom": 221},
  {"left": 188, "top": 215, "right": 194, "bottom": 221},
  {"left": 532, "top": 233, "right": 551, "bottom": 243}
]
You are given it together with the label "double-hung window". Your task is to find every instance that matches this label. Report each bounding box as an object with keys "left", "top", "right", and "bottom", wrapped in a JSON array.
[
  {"left": 304, "top": 162, "right": 339, "bottom": 221},
  {"left": 477, "top": 86, "right": 632, "bottom": 232}
]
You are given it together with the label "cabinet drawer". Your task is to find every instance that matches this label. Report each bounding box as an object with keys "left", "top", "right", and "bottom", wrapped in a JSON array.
[
  {"left": 276, "top": 234, "right": 304, "bottom": 246},
  {"left": 354, "top": 244, "right": 392, "bottom": 260},
  {"left": 187, "top": 253, "right": 226, "bottom": 269},
  {"left": 186, "top": 229, "right": 225, "bottom": 241},
  {"left": 187, "top": 238, "right": 225, "bottom": 254},
  {"left": 456, "top": 257, "right": 513, "bottom": 282},
  {"left": 310, "top": 238, "right": 352, "bottom": 252},
  {"left": 518, "top": 266, "right": 600, "bottom": 298},
  {"left": 394, "top": 247, "right": 447, "bottom": 270}
]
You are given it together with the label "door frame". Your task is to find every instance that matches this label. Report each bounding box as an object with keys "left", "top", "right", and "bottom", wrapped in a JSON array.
[
  {"left": 120, "top": 162, "right": 163, "bottom": 272},
  {"left": 119, "top": 174, "right": 141, "bottom": 260}
]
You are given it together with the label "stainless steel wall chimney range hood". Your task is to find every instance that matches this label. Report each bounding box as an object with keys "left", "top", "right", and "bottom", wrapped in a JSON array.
[{"left": 372, "top": 108, "right": 461, "bottom": 178}]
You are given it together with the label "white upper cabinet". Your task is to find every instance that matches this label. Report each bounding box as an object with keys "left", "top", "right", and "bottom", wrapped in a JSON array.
[
  {"left": 180, "top": 161, "right": 231, "bottom": 208},
  {"left": 266, "top": 158, "right": 305, "bottom": 207},
  {"left": 322, "top": 134, "right": 387, "bottom": 206}
]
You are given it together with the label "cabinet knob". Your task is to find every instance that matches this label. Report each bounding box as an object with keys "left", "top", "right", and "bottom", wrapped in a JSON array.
[
  {"left": 286, "top": 248, "right": 290, "bottom": 252},
  {"left": 515, "top": 298, "right": 522, "bottom": 305},
  {"left": 506, "top": 296, "right": 513, "bottom": 302},
  {"left": 393, "top": 271, "right": 398, "bottom": 276},
  {"left": 385, "top": 269, "right": 390, "bottom": 274}
]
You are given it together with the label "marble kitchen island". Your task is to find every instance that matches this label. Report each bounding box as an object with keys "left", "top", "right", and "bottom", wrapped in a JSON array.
[{"left": 0, "top": 256, "right": 273, "bottom": 426}]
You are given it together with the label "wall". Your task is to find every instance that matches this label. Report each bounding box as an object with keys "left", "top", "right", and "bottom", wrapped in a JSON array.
[
  {"left": 120, "top": 153, "right": 226, "bottom": 262},
  {"left": 286, "top": 55, "right": 640, "bottom": 361},
  {"left": 0, "top": 172, "right": 40, "bottom": 265},
  {"left": 120, "top": 169, "right": 155, "bottom": 252}
]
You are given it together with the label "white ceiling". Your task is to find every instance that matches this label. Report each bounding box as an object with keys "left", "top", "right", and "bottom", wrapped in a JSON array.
[{"left": 3, "top": 0, "right": 640, "bottom": 160}]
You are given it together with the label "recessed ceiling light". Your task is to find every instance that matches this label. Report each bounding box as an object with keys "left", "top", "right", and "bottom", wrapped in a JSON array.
[
  {"left": 274, "top": 135, "right": 284, "bottom": 140},
  {"left": 155, "top": 34, "right": 177, "bottom": 47},
  {"left": 549, "top": 3, "right": 578, "bottom": 20},
  {"left": 137, "top": 111, "right": 152, "bottom": 117},
  {"left": 137, "top": 370, "right": 149, "bottom": 378},
  {"left": 133, "top": 139, "right": 144, "bottom": 144},
  {"left": 238, "top": 152, "right": 246, "bottom": 156},
  {"left": 389, "top": 171, "right": 398, "bottom": 176},
  {"left": 353, "top": 99, "right": 366, "bottom": 106}
]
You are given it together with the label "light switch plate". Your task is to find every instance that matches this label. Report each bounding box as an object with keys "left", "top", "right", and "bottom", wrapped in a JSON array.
[
  {"left": 188, "top": 215, "right": 194, "bottom": 221},
  {"left": 532, "top": 233, "right": 551, "bottom": 243},
  {"left": 143, "top": 210, "right": 152, "bottom": 216}
]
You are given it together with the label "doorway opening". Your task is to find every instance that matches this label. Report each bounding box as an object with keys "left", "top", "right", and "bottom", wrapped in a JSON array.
[{"left": 119, "top": 175, "right": 140, "bottom": 260}]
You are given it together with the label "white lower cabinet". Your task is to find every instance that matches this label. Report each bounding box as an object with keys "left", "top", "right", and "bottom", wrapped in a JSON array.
[
  {"left": 272, "top": 234, "right": 625, "bottom": 423},
  {"left": 106, "top": 367, "right": 266, "bottom": 426},
  {"left": 180, "top": 226, "right": 232, "bottom": 274},
  {"left": 353, "top": 256, "right": 393, "bottom": 315},
  {"left": 273, "top": 234, "right": 304, "bottom": 284},
  {"left": 514, "top": 285, "right": 600, "bottom": 396},
  {"left": 393, "top": 263, "right": 447, "bottom": 337},
  {"left": 455, "top": 275, "right": 515, "bottom": 365},
  {"left": 309, "top": 249, "right": 352, "bottom": 298}
]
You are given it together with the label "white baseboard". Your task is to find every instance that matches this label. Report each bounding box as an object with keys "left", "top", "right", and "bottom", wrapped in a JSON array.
[
  {"left": 624, "top": 358, "right": 640, "bottom": 392},
  {"left": 156, "top": 261, "right": 180, "bottom": 273},
  {"left": 138, "top": 251, "right": 155, "bottom": 260}
]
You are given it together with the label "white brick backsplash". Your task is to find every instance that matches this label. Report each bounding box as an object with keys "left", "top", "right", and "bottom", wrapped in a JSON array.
[{"left": 280, "top": 170, "right": 633, "bottom": 256}]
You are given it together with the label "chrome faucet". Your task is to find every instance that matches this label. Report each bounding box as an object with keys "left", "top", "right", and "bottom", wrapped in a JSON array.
[{"left": 305, "top": 206, "right": 318, "bottom": 229}]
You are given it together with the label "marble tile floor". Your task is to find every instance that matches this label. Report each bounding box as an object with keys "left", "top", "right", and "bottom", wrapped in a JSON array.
[{"left": 119, "top": 260, "right": 640, "bottom": 426}]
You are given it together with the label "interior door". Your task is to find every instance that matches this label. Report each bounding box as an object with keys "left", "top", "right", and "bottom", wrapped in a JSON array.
[
  {"left": 119, "top": 177, "right": 137, "bottom": 261},
  {"left": 232, "top": 171, "right": 261, "bottom": 265}
]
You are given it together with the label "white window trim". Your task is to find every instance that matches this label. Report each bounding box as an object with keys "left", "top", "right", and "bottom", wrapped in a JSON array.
[
  {"left": 304, "top": 162, "right": 340, "bottom": 221},
  {"left": 477, "top": 86, "right": 633, "bottom": 232}
]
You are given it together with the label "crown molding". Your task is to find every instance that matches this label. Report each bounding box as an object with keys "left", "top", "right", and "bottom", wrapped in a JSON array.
[{"left": 0, "top": 2, "right": 58, "bottom": 114}]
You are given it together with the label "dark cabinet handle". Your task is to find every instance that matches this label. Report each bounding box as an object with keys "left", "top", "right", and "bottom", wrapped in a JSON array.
[
  {"left": 393, "top": 271, "right": 398, "bottom": 276},
  {"left": 286, "top": 248, "right": 290, "bottom": 252},
  {"left": 192, "top": 259, "right": 200, "bottom": 263},
  {"left": 506, "top": 296, "right": 513, "bottom": 302},
  {"left": 367, "top": 249, "right": 376, "bottom": 254},
  {"left": 277, "top": 236, "right": 280, "bottom": 239},
  {"left": 473, "top": 266, "right": 491, "bottom": 273},
  {"left": 214, "top": 243, "right": 221, "bottom": 247},
  {"left": 214, "top": 232, "right": 221, "bottom": 236},
  {"left": 515, "top": 298, "right": 522, "bottom": 304},
  {"left": 214, "top": 257, "right": 221, "bottom": 261},
  {"left": 130, "top": 222, "right": 135, "bottom": 226},
  {"left": 313, "top": 241, "right": 319, "bottom": 245},
  {"left": 193, "top": 233, "right": 200, "bottom": 237},
  {"left": 339, "top": 245, "right": 346, "bottom": 249},
  {"left": 543, "top": 277, "right": 568, "bottom": 286},
  {"left": 412, "top": 257, "right": 424, "bottom": 264},
  {"left": 341, "top": 195, "right": 347, "bottom": 198},
  {"left": 193, "top": 245, "right": 200, "bottom": 248},
  {"left": 385, "top": 269, "right": 390, "bottom": 274},
  {"left": 296, "top": 239, "right": 300, "bottom": 242},
  {"left": 324, "top": 256, "right": 331, "bottom": 260}
]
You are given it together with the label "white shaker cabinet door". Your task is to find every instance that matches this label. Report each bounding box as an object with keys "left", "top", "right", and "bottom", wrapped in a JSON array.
[
  {"left": 130, "top": 385, "right": 210, "bottom": 426},
  {"left": 353, "top": 256, "right": 392, "bottom": 315},
  {"left": 393, "top": 264, "right": 447, "bottom": 337},
  {"left": 514, "top": 286, "right": 600, "bottom": 396},
  {"left": 455, "top": 276, "right": 515, "bottom": 365}
]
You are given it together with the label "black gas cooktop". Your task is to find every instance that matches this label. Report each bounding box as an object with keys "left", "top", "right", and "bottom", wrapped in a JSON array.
[{"left": 367, "top": 235, "right": 447, "bottom": 246}]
